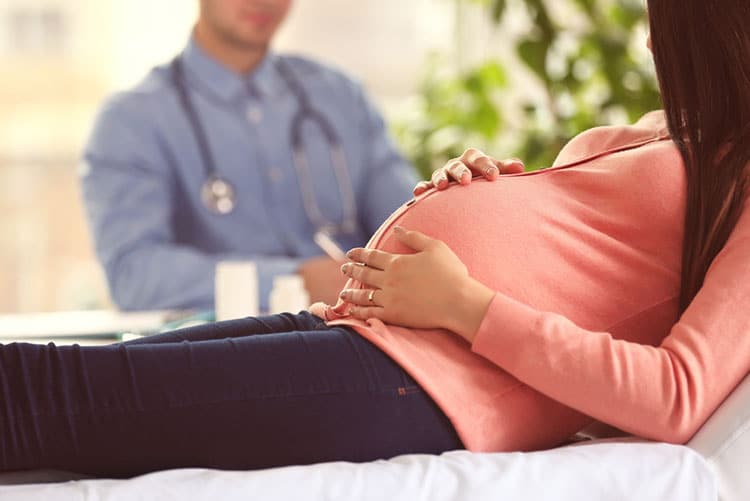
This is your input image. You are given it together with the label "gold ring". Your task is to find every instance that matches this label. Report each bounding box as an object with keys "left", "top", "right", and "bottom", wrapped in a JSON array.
[{"left": 368, "top": 289, "right": 376, "bottom": 304}]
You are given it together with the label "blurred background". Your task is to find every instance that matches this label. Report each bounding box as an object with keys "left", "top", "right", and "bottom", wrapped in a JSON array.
[{"left": 0, "top": 0, "right": 658, "bottom": 314}]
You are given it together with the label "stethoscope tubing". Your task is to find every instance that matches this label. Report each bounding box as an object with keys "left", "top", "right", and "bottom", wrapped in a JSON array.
[{"left": 170, "top": 55, "right": 358, "bottom": 235}]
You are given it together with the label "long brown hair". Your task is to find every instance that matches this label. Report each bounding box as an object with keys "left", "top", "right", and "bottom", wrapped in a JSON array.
[{"left": 647, "top": 1, "right": 750, "bottom": 311}]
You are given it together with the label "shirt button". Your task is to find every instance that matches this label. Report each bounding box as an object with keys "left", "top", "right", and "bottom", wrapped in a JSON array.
[{"left": 246, "top": 106, "right": 263, "bottom": 124}]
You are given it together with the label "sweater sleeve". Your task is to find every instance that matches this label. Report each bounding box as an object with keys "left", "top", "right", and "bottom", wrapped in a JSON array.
[{"left": 471, "top": 201, "right": 750, "bottom": 444}]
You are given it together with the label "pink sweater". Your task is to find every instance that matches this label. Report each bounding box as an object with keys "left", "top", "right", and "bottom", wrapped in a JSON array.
[{"left": 311, "top": 111, "right": 750, "bottom": 452}]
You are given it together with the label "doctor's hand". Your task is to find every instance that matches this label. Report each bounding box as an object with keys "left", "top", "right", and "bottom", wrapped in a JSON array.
[
  {"left": 298, "top": 256, "right": 349, "bottom": 306},
  {"left": 413, "top": 148, "right": 525, "bottom": 196},
  {"left": 339, "top": 227, "right": 494, "bottom": 343}
]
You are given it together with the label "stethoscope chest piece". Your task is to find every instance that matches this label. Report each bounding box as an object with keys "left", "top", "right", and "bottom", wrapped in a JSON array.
[
  {"left": 173, "top": 55, "right": 356, "bottom": 231},
  {"left": 201, "top": 175, "right": 236, "bottom": 215}
]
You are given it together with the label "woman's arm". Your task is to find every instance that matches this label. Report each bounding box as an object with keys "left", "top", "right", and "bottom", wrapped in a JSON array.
[{"left": 468, "top": 203, "right": 750, "bottom": 443}]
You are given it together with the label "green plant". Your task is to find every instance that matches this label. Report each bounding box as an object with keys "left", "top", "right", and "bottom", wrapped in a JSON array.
[
  {"left": 396, "top": 0, "right": 662, "bottom": 178},
  {"left": 393, "top": 58, "right": 510, "bottom": 177}
]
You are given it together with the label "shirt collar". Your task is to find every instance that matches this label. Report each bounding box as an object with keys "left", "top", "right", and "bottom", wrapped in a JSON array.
[{"left": 181, "top": 36, "right": 283, "bottom": 102}]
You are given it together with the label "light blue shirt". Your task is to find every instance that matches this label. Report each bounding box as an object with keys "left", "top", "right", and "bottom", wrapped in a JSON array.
[{"left": 81, "top": 39, "right": 418, "bottom": 311}]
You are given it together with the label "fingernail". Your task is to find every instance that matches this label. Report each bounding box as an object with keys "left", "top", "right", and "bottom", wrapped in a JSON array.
[
  {"left": 339, "top": 290, "right": 347, "bottom": 299},
  {"left": 341, "top": 264, "right": 349, "bottom": 274},
  {"left": 393, "top": 226, "right": 405, "bottom": 234},
  {"left": 346, "top": 250, "right": 354, "bottom": 259}
]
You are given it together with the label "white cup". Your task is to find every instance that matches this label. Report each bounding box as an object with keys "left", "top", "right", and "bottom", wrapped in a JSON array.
[
  {"left": 269, "top": 274, "right": 310, "bottom": 314},
  {"left": 215, "top": 261, "right": 259, "bottom": 321}
]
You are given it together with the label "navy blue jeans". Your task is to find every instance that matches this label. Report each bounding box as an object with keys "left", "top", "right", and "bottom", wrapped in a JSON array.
[{"left": 0, "top": 312, "right": 462, "bottom": 477}]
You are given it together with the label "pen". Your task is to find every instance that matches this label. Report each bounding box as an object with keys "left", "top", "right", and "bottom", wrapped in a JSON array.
[{"left": 313, "top": 231, "right": 348, "bottom": 261}]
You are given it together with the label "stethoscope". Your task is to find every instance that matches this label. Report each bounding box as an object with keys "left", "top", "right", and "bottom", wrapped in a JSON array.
[{"left": 170, "top": 56, "right": 359, "bottom": 240}]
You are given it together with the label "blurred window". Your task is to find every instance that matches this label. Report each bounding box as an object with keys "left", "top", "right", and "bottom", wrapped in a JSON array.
[{"left": 5, "top": 5, "right": 68, "bottom": 56}]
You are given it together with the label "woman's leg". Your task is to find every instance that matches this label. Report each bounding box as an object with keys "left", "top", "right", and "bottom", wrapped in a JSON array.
[
  {"left": 125, "top": 311, "right": 325, "bottom": 344},
  {"left": 0, "top": 322, "right": 462, "bottom": 477}
]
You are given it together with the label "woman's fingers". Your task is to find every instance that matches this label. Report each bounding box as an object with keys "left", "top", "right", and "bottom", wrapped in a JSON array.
[
  {"left": 446, "top": 160, "right": 472, "bottom": 185},
  {"left": 343, "top": 288, "right": 389, "bottom": 320},
  {"left": 393, "top": 226, "right": 437, "bottom": 252},
  {"left": 339, "top": 287, "right": 383, "bottom": 307},
  {"left": 348, "top": 306, "right": 385, "bottom": 321},
  {"left": 413, "top": 180, "right": 432, "bottom": 196},
  {"left": 345, "top": 248, "right": 394, "bottom": 271},
  {"left": 430, "top": 167, "right": 449, "bottom": 189},
  {"left": 340, "top": 262, "right": 385, "bottom": 288},
  {"left": 460, "top": 148, "right": 499, "bottom": 180},
  {"left": 412, "top": 151, "right": 525, "bottom": 196},
  {"left": 495, "top": 158, "right": 525, "bottom": 174}
]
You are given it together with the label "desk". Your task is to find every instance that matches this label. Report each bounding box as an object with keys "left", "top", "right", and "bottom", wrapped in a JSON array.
[{"left": 0, "top": 310, "right": 207, "bottom": 346}]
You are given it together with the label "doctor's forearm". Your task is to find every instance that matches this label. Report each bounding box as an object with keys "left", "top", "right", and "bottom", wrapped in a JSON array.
[
  {"left": 105, "top": 246, "right": 304, "bottom": 312},
  {"left": 106, "top": 246, "right": 216, "bottom": 311}
]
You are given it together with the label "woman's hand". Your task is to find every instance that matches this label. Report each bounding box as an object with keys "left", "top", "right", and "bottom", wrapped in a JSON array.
[
  {"left": 339, "top": 227, "right": 494, "bottom": 342},
  {"left": 413, "top": 148, "right": 525, "bottom": 196}
]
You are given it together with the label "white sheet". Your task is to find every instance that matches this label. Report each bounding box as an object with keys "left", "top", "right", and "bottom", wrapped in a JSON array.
[
  {"left": 689, "top": 372, "right": 750, "bottom": 501},
  {"left": 0, "top": 440, "right": 716, "bottom": 501}
]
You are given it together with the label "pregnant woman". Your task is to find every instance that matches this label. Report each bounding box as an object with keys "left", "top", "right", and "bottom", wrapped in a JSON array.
[{"left": 1, "top": 0, "right": 749, "bottom": 477}]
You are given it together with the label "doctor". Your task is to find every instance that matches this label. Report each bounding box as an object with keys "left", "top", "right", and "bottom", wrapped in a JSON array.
[{"left": 81, "top": 0, "right": 418, "bottom": 311}]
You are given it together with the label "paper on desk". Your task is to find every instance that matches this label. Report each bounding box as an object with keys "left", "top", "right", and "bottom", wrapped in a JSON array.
[{"left": 0, "top": 310, "right": 174, "bottom": 339}]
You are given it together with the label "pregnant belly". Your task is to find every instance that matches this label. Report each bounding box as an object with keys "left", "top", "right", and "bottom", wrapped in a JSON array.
[
  {"left": 315, "top": 178, "right": 549, "bottom": 320},
  {"left": 370, "top": 179, "right": 558, "bottom": 301}
]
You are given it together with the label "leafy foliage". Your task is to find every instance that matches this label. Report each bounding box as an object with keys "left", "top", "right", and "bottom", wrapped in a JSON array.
[{"left": 396, "top": 0, "right": 662, "bottom": 178}]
